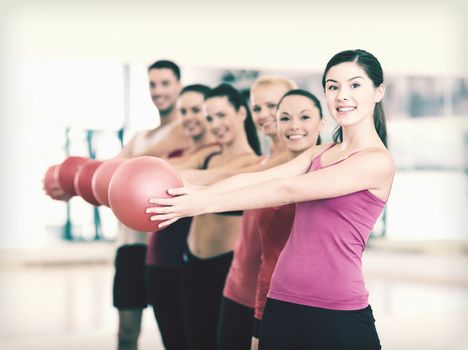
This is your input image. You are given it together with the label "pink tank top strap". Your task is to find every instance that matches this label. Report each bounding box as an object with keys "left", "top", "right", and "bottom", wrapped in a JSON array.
[
  {"left": 318, "top": 146, "right": 381, "bottom": 169},
  {"left": 315, "top": 143, "right": 337, "bottom": 159},
  {"left": 309, "top": 143, "right": 337, "bottom": 170}
]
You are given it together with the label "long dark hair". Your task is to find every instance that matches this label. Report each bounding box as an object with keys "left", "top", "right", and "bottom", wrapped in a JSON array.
[
  {"left": 180, "top": 84, "right": 210, "bottom": 97},
  {"left": 277, "top": 89, "right": 323, "bottom": 145},
  {"left": 321, "top": 49, "right": 387, "bottom": 147},
  {"left": 205, "top": 83, "right": 261, "bottom": 155}
]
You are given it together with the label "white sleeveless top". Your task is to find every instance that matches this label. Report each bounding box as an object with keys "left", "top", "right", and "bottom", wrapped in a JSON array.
[{"left": 116, "top": 123, "right": 177, "bottom": 246}]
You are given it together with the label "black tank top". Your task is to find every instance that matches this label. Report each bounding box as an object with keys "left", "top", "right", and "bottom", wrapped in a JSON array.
[{"left": 146, "top": 150, "right": 221, "bottom": 266}]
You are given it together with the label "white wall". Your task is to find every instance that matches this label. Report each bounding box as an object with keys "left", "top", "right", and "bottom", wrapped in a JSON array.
[
  {"left": 1, "top": 0, "right": 467, "bottom": 74},
  {"left": 0, "top": 0, "right": 467, "bottom": 247},
  {"left": 386, "top": 170, "right": 467, "bottom": 240},
  {"left": 385, "top": 116, "right": 468, "bottom": 240}
]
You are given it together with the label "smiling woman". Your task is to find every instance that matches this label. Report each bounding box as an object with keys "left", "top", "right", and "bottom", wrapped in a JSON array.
[
  {"left": 178, "top": 85, "right": 211, "bottom": 140},
  {"left": 277, "top": 89, "right": 324, "bottom": 154},
  {"left": 323, "top": 52, "right": 387, "bottom": 147},
  {"left": 176, "top": 83, "right": 261, "bottom": 350},
  {"left": 146, "top": 49, "right": 395, "bottom": 350}
]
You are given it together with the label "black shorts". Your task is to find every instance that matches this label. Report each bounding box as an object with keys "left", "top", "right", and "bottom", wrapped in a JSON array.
[
  {"left": 252, "top": 317, "right": 261, "bottom": 339},
  {"left": 113, "top": 244, "right": 148, "bottom": 309},
  {"left": 260, "top": 298, "right": 381, "bottom": 350}
]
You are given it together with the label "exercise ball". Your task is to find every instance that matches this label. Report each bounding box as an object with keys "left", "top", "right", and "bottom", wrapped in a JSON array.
[
  {"left": 58, "top": 156, "right": 92, "bottom": 196},
  {"left": 43, "top": 164, "right": 73, "bottom": 201},
  {"left": 43, "top": 164, "right": 60, "bottom": 197},
  {"left": 91, "top": 157, "right": 127, "bottom": 207},
  {"left": 74, "top": 160, "right": 103, "bottom": 206},
  {"left": 108, "top": 156, "right": 182, "bottom": 232}
]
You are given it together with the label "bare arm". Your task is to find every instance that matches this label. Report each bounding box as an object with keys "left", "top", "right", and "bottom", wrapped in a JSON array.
[
  {"left": 168, "top": 144, "right": 221, "bottom": 171},
  {"left": 134, "top": 123, "right": 190, "bottom": 158},
  {"left": 116, "top": 133, "right": 139, "bottom": 158},
  {"left": 180, "top": 153, "right": 261, "bottom": 185},
  {"left": 176, "top": 146, "right": 318, "bottom": 195},
  {"left": 182, "top": 151, "right": 291, "bottom": 185},
  {"left": 147, "top": 148, "right": 394, "bottom": 227},
  {"left": 233, "top": 151, "right": 291, "bottom": 174}
]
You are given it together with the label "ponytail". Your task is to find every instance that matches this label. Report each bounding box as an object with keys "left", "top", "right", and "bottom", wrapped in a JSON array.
[
  {"left": 374, "top": 102, "right": 387, "bottom": 147},
  {"left": 244, "top": 109, "right": 262, "bottom": 155}
]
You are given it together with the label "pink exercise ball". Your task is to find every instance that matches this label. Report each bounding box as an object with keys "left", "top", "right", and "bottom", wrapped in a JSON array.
[
  {"left": 74, "top": 160, "right": 103, "bottom": 206},
  {"left": 58, "top": 156, "right": 92, "bottom": 196},
  {"left": 43, "top": 164, "right": 73, "bottom": 201},
  {"left": 108, "top": 156, "right": 182, "bottom": 232},
  {"left": 91, "top": 157, "right": 127, "bottom": 207}
]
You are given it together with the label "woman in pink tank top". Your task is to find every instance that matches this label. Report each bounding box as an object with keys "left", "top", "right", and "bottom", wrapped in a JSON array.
[{"left": 148, "top": 49, "right": 395, "bottom": 350}]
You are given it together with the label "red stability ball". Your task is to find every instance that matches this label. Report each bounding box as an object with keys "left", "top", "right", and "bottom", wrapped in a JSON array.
[
  {"left": 43, "top": 164, "right": 73, "bottom": 201},
  {"left": 108, "top": 156, "right": 183, "bottom": 232},
  {"left": 43, "top": 164, "right": 60, "bottom": 197},
  {"left": 58, "top": 156, "right": 92, "bottom": 196},
  {"left": 74, "top": 160, "right": 103, "bottom": 206},
  {"left": 91, "top": 157, "right": 127, "bottom": 207}
]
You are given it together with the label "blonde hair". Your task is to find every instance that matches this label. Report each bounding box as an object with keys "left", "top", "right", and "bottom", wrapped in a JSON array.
[{"left": 250, "top": 76, "right": 298, "bottom": 94}]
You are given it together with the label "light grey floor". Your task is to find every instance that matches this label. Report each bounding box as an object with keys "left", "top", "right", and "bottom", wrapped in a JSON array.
[{"left": 0, "top": 244, "right": 467, "bottom": 350}]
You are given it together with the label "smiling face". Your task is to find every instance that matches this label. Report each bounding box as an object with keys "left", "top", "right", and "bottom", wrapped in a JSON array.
[
  {"left": 324, "top": 62, "right": 384, "bottom": 128},
  {"left": 205, "top": 96, "right": 245, "bottom": 145},
  {"left": 250, "top": 84, "right": 289, "bottom": 136},
  {"left": 177, "top": 91, "right": 207, "bottom": 140},
  {"left": 277, "top": 95, "right": 323, "bottom": 154},
  {"left": 148, "top": 68, "right": 181, "bottom": 116}
]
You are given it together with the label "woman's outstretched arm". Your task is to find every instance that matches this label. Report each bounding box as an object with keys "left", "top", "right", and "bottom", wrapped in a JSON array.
[{"left": 147, "top": 148, "right": 394, "bottom": 228}]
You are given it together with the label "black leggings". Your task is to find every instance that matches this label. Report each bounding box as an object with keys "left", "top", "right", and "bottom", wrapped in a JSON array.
[
  {"left": 181, "top": 248, "right": 233, "bottom": 350},
  {"left": 259, "top": 298, "right": 381, "bottom": 350},
  {"left": 146, "top": 265, "right": 188, "bottom": 350},
  {"left": 217, "top": 296, "right": 254, "bottom": 350}
]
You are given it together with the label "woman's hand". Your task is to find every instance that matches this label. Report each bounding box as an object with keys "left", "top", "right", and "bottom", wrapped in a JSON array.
[
  {"left": 172, "top": 182, "right": 205, "bottom": 195},
  {"left": 50, "top": 188, "right": 73, "bottom": 201},
  {"left": 43, "top": 180, "right": 72, "bottom": 202},
  {"left": 145, "top": 186, "right": 210, "bottom": 228}
]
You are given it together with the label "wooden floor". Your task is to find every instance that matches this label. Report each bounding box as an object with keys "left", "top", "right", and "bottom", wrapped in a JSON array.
[{"left": 0, "top": 244, "right": 467, "bottom": 350}]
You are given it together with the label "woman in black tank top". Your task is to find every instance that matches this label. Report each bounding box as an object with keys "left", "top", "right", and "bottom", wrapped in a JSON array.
[
  {"left": 174, "top": 84, "right": 261, "bottom": 350},
  {"left": 145, "top": 84, "right": 220, "bottom": 350}
]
